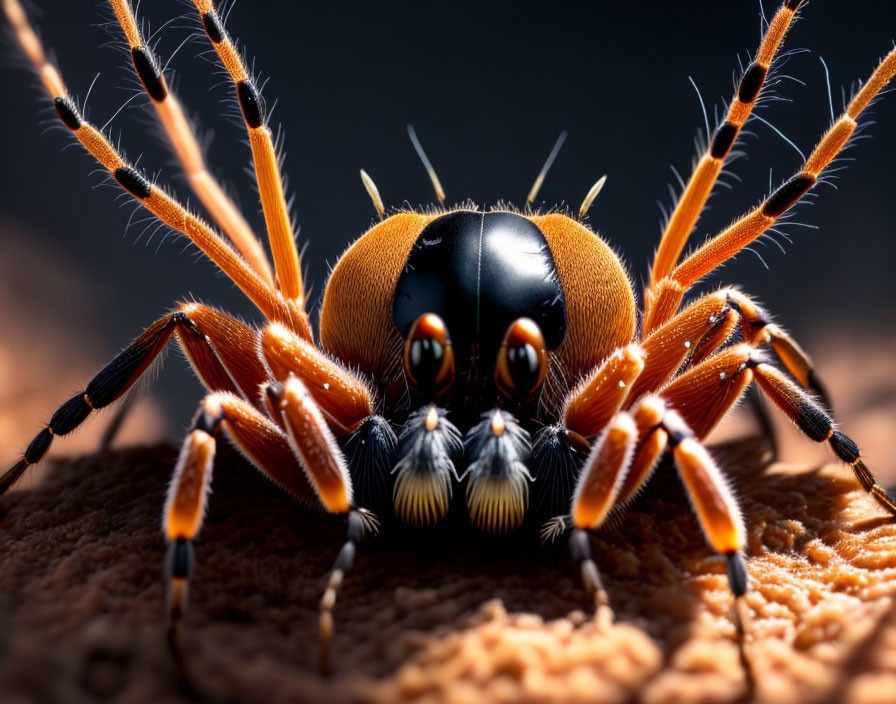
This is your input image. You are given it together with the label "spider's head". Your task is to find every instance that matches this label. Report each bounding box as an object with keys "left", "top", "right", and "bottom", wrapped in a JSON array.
[{"left": 320, "top": 208, "right": 635, "bottom": 427}]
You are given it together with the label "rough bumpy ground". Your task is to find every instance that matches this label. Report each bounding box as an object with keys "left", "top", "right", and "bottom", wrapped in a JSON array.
[{"left": 1, "top": 438, "right": 895, "bottom": 704}]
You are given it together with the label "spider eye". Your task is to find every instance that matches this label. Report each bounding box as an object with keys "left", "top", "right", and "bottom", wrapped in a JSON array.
[
  {"left": 403, "top": 313, "right": 455, "bottom": 398},
  {"left": 495, "top": 317, "right": 548, "bottom": 403}
]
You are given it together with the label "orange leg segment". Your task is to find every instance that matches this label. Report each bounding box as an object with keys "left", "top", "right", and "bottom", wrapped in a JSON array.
[
  {"left": 190, "top": 0, "right": 307, "bottom": 329},
  {"left": 2, "top": 0, "right": 294, "bottom": 325},
  {"left": 570, "top": 412, "right": 638, "bottom": 530},
  {"left": 617, "top": 395, "right": 668, "bottom": 505},
  {"left": 661, "top": 344, "right": 757, "bottom": 440},
  {"left": 276, "top": 376, "right": 353, "bottom": 515},
  {"left": 562, "top": 344, "right": 645, "bottom": 438},
  {"left": 261, "top": 323, "right": 373, "bottom": 435},
  {"left": 106, "top": 0, "right": 275, "bottom": 288},
  {"left": 629, "top": 292, "right": 734, "bottom": 403},
  {"left": 648, "top": 0, "right": 804, "bottom": 291},
  {"left": 645, "top": 44, "right": 896, "bottom": 333}
]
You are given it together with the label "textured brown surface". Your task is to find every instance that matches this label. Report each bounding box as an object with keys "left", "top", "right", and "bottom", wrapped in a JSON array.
[{"left": 2, "top": 439, "right": 896, "bottom": 704}]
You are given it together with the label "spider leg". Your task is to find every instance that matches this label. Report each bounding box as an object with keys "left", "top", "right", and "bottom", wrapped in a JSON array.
[
  {"left": 645, "top": 46, "right": 896, "bottom": 333},
  {"left": 260, "top": 322, "right": 374, "bottom": 435},
  {"left": 541, "top": 413, "right": 637, "bottom": 626},
  {"left": 570, "top": 412, "right": 639, "bottom": 534},
  {"left": 161, "top": 391, "right": 352, "bottom": 654},
  {"left": 662, "top": 344, "right": 759, "bottom": 440},
  {"left": 549, "top": 401, "right": 747, "bottom": 642},
  {"left": 661, "top": 344, "right": 896, "bottom": 516},
  {"left": 189, "top": 0, "right": 308, "bottom": 334},
  {"left": 616, "top": 395, "right": 669, "bottom": 504},
  {"left": 648, "top": 0, "right": 804, "bottom": 292},
  {"left": 632, "top": 288, "right": 830, "bottom": 408},
  {"left": 2, "top": 0, "right": 294, "bottom": 325},
  {"left": 107, "top": 0, "right": 275, "bottom": 288},
  {"left": 631, "top": 292, "right": 741, "bottom": 403},
  {"left": 565, "top": 395, "right": 754, "bottom": 697},
  {"left": 259, "top": 328, "right": 402, "bottom": 666},
  {"left": 575, "top": 399, "right": 748, "bottom": 594},
  {"left": 265, "top": 379, "right": 384, "bottom": 672},
  {"left": 750, "top": 361, "right": 896, "bottom": 515},
  {"left": 0, "top": 303, "right": 267, "bottom": 494},
  {"left": 538, "top": 344, "right": 645, "bottom": 519},
  {"left": 562, "top": 344, "right": 645, "bottom": 439}
]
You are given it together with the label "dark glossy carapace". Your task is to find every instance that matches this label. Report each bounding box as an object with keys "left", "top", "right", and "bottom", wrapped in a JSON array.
[{"left": 320, "top": 208, "right": 636, "bottom": 425}]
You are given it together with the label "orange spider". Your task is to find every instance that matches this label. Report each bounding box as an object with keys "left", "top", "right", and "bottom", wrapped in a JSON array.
[{"left": 3, "top": 0, "right": 895, "bottom": 673}]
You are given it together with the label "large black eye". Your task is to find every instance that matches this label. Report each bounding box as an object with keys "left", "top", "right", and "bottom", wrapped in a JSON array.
[
  {"left": 495, "top": 318, "right": 548, "bottom": 403},
  {"left": 403, "top": 313, "right": 455, "bottom": 399}
]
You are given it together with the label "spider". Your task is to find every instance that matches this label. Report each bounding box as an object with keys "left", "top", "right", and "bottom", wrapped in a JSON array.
[{"left": 3, "top": 0, "right": 895, "bottom": 675}]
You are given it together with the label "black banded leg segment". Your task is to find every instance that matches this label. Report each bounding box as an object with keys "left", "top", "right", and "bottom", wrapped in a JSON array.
[
  {"left": 0, "top": 311, "right": 200, "bottom": 494},
  {"left": 163, "top": 399, "right": 224, "bottom": 655},
  {"left": 662, "top": 409, "right": 751, "bottom": 692},
  {"left": 320, "top": 509, "right": 377, "bottom": 674},
  {"left": 750, "top": 361, "right": 896, "bottom": 515},
  {"left": 568, "top": 529, "right": 612, "bottom": 626},
  {"left": 724, "top": 290, "right": 832, "bottom": 410}
]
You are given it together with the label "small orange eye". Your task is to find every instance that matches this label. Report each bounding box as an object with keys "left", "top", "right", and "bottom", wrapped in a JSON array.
[
  {"left": 495, "top": 317, "right": 548, "bottom": 403},
  {"left": 403, "top": 313, "right": 455, "bottom": 399}
]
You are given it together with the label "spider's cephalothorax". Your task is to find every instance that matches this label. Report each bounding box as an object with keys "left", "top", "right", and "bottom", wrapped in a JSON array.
[
  {"left": 322, "top": 206, "right": 634, "bottom": 528},
  {"left": 323, "top": 208, "right": 633, "bottom": 422},
  {"left": 3, "top": 0, "right": 896, "bottom": 674}
]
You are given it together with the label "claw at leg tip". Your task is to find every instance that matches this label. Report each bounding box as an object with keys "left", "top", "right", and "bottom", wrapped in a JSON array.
[{"left": 319, "top": 612, "right": 333, "bottom": 675}]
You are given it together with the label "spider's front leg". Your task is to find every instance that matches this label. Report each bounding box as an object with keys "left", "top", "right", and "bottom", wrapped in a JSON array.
[
  {"left": 545, "top": 395, "right": 748, "bottom": 612},
  {"left": 164, "top": 385, "right": 378, "bottom": 673},
  {"left": 257, "top": 321, "right": 402, "bottom": 670}
]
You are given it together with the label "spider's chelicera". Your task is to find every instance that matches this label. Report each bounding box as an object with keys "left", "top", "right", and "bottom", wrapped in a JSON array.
[{"left": 3, "top": 0, "right": 895, "bottom": 672}]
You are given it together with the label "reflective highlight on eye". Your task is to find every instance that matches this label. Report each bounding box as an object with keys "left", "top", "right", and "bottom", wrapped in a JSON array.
[
  {"left": 495, "top": 317, "right": 548, "bottom": 403},
  {"left": 403, "top": 313, "right": 455, "bottom": 399}
]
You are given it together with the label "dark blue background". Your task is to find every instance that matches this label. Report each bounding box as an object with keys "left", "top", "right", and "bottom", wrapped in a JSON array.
[{"left": 2, "top": 1, "right": 894, "bottom": 437}]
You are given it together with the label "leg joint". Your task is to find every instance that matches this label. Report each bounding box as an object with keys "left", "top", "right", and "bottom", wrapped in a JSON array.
[{"left": 167, "top": 537, "right": 194, "bottom": 580}]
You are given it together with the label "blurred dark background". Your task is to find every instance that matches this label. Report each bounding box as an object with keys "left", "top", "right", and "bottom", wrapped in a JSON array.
[{"left": 1, "top": 1, "right": 894, "bottom": 452}]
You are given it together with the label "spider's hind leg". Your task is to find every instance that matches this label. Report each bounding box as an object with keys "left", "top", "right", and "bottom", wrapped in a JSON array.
[
  {"left": 750, "top": 361, "right": 896, "bottom": 516},
  {"left": 0, "top": 303, "right": 265, "bottom": 494},
  {"left": 663, "top": 342, "right": 896, "bottom": 517}
]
